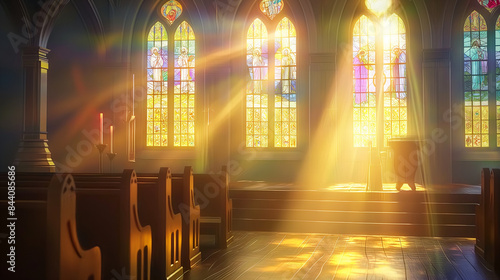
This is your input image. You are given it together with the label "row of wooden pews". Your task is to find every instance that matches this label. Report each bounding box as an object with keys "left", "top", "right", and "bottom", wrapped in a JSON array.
[
  {"left": 475, "top": 168, "right": 500, "bottom": 273},
  {"left": 0, "top": 166, "right": 233, "bottom": 280},
  {"left": 0, "top": 172, "right": 101, "bottom": 280}
]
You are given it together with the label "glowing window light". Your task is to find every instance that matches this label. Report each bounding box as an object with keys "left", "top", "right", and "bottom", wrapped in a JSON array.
[
  {"left": 174, "top": 21, "right": 196, "bottom": 147},
  {"left": 246, "top": 18, "right": 269, "bottom": 148},
  {"left": 353, "top": 14, "right": 406, "bottom": 148},
  {"left": 365, "top": 0, "right": 392, "bottom": 17},
  {"left": 496, "top": 16, "right": 500, "bottom": 147},
  {"left": 274, "top": 17, "right": 297, "bottom": 148},
  {"left": 146, "top": 22, "right": 169, "bottom": 147},
  {"left": 382, "top": 14, "right": 407, "bottom": 147},
  {"left": 353, "top": 15, "right": 376, "bottom": 147},
  {"left": 464, "top": 11, "right": 489, "bottom": 147}
]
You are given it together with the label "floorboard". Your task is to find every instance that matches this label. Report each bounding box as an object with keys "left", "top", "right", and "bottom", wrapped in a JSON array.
[{"left": 183, "top": 231, "right": 499, "bottom": 280}]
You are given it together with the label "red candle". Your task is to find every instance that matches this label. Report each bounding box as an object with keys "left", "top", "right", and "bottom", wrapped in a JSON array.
[
  {"left": 110, "top": 125, "right": 114, "bottom": 153},
  {"left": 99, "top": 113, "right": 103, "bottom": 144}
]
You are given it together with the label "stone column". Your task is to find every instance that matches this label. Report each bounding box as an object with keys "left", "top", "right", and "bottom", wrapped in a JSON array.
[{"left": 14, "top": 46, "right": 55, "bottom": 172}]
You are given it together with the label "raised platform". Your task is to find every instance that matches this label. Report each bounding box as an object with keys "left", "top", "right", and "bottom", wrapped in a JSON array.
[{"left": 229, "top": 182, "right": 480, "bottom": 237}]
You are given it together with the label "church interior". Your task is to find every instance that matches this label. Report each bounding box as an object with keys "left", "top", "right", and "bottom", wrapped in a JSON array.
[{"left": 2, "top": 0, "right": 500, "bottom": 279}]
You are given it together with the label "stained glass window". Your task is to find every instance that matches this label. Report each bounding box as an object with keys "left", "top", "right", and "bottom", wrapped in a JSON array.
[
  {"left": 353, "top": 15, "right": 376, "bottom": 147},
  {"left": 146, "top": 1, "right": 196, "bottom": 148},
  {"left": 260, "top": 0, "right": 284, "bottom": 20},
  {"left": 147, "top": 22, "right": 169, "bottom": 147},
  {"left": 353, "top": 13, "right": 406, "bottom": 148},
  {"left": 383, "top": 14, "right": 407, "bottom": 147},
  {"left": 174, "top": 21, "right": 195, "bottom": 147},
  {"left": 477, "top": 0, "right": 500, "bottom": 12},
  {"left": 161, "top": 0, "right": 182, "bottom": 25},
  {"left": 464, "top": 11, "right": 489, "bottom": 147},
  {"left": 274, "top": 17, "right": 297, "bottom": 147},
  {"left": 497, "top": 16, "right": 500, "bottom": 147},
  {"left": 246, "top": 19, "right": 269, "bottom": 147}
]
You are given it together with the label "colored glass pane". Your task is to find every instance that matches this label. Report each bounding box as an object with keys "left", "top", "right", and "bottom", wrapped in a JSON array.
[
  {"left": 496, "top": 16, "right": 500, "bottom": 146},
  {"left": 246, "top": 19, "right": 269, "bottom": 147},
  {"left": 260, "top": 0, "right": 284, "bottom": 20},
  {"left": 174, "top": 21, "right": 195, "bottom": 147},
  {"left": 477, "top": 0, "right": 500, "bottom": 13},
  {"left": 383, "top": 13, "right": 407, "bottom": 147},
  {"left": 353, "top": 15, "right": 376, "bottom": 147},
  {"left": 274, "top": 17, "right": 297, "bottom": 147},
  {"left": 147, "top": 22, "right": 168, "bottom": 147},
  {"left": 161, "top": 0, "right": 183, "bottom": 25},
  {"left": 464, "top": 11, "right": 488, "bottom": 147}
]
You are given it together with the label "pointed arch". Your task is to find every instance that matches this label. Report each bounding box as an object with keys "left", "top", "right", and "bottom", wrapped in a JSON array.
[
  {"left": 174, "top": 21, "right": 196, "bottom": 147},
  {"left": 382, "top": 13, "right": 407, "bottom": 146},
  {"left": 353, "top": 15, "right": 376, "bottom": 147},
  {"left": 274, "top": 17, "right": 297, "bottom": 147},
  {"left": 464, "top": 10, "right": 488, "bottom": 147},
  {"left": 146, "top": 21, "right": 168, "bottom": 147},
  {"left": 246, "top": 18, "right": 269, "bottom": 147}
]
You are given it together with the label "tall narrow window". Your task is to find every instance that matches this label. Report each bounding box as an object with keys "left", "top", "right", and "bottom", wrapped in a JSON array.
[
  {"left": 246, "top": 19, "right": 269, "bottom": 148},
  {"left": 174, "top": 21, "right": 195, "bottom": 147},
  {"left": 147, "top": 22, "right": 169, "bottom": 147},
  {"left": 464, "top": 11, "right": 488, "bottom": 147},
  {"left": 274, "top": 17, "right": 297, "bottom": 147},
  {"left": 245, "top": 15, "right": 297, "bottom": 148},
  {"left": 146, "top": 1, "right": 195, "bottom": 147},
  {"left": 352, "top": 13, "right": 406, "bottom": 147},
  {"left": 496, "top": 16, "right": 500, "bottom": 147},
  {"left": 353, "top": 16, "right": 376, "bottom": 147},
  {"left": 383, "top": 14, "right": 407, "bottom": 147}
]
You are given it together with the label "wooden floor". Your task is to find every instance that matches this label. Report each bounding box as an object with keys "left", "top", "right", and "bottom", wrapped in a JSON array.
[{"left": 183, "top": 231, "right": 498, "bottom": 280}]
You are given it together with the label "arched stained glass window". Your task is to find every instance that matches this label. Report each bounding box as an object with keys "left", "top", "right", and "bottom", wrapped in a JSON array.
[
  {"left": 464, "top": 11, "right": 488, "bottom": 147},
  {"left": 352, "top": 13, "right": 406, "bottom": 148},
  {"left": 245, "top": 16, "right": 298, "bottom": 148},
  {"left": 174, "top": 21, "right": 196, "bottom": 147},
  {"left": 383, "top": 14, "right": 407, "bottom": 147},
  {"left": 147, "top": 22, "right": 169, "bottom": 147},
  {"left": 246, "top": 18, "right": 269, "bottom": 148},
  {"left": 353, "top": 15, "right": 376, "bottom": 147},
  {"left": 146, "top": 2, "right": 196, "bottom": 147},
  {"left": 274, "top": 17, "right": 297, "bottom": 148}
]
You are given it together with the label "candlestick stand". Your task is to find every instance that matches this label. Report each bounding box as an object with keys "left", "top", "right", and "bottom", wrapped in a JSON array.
[
  {"left": 95, "top": 144, "right": 107, "bottom": 173},
  {"left": 107, "top": 152, "right": 117, "bottom": 173}
]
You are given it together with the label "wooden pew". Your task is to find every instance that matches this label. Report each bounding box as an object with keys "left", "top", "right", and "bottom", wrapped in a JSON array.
[
  {"left": 0, "top": 173, "right": 101, "bottom": 280},
  {"left": 492, "top": 169, "right": 500, "bottom": 272},
  {"left": 172, "top": 166, "right": 201, "bottom": 270},
  {"left": 47, "top": 174, "right": 102, "bottom": 280},
  {"left": 193, "top": 166, "right": 233, "bottom": 248},
  {"left": 73, "top": 170, "right": 152, "bottom": 280},
  {"left": 137, "top": 168, "right": 183, "bottom": 280},
  {"left": 475, "top": 168, "right": 489, "bottom": 258}
]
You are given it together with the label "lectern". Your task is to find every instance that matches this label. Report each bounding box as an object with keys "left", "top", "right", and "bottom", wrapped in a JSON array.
[{"left": 388, "top": 138, "right": 419, "bottom": 191}]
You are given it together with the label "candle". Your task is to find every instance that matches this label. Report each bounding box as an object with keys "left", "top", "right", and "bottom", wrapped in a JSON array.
[
  {"left": 99, "top": 113, "right": 103, "bottom": 144},
  {"left": 110, "top": 125, "right": 114, "bottom": 153},
  {"left": 132, "top": 74, "right": 135, "bottom": 116}
]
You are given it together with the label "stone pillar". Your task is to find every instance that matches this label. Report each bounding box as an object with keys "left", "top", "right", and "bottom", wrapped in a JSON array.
[{"left": 14, "top": 47, "right": 55, "bottom": 172}]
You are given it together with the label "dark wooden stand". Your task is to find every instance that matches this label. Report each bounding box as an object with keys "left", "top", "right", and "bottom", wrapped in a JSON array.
[{"left": 388, "top": 139, "right": 419, "bottom": 191}]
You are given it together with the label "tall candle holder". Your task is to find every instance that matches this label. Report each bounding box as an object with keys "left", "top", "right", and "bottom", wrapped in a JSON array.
[
  {"left": 95, "top": 144, "right": 107, "bottom": 173},
  {"left": 107, "top": 152, "right": 117, "bottom": 173}
]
